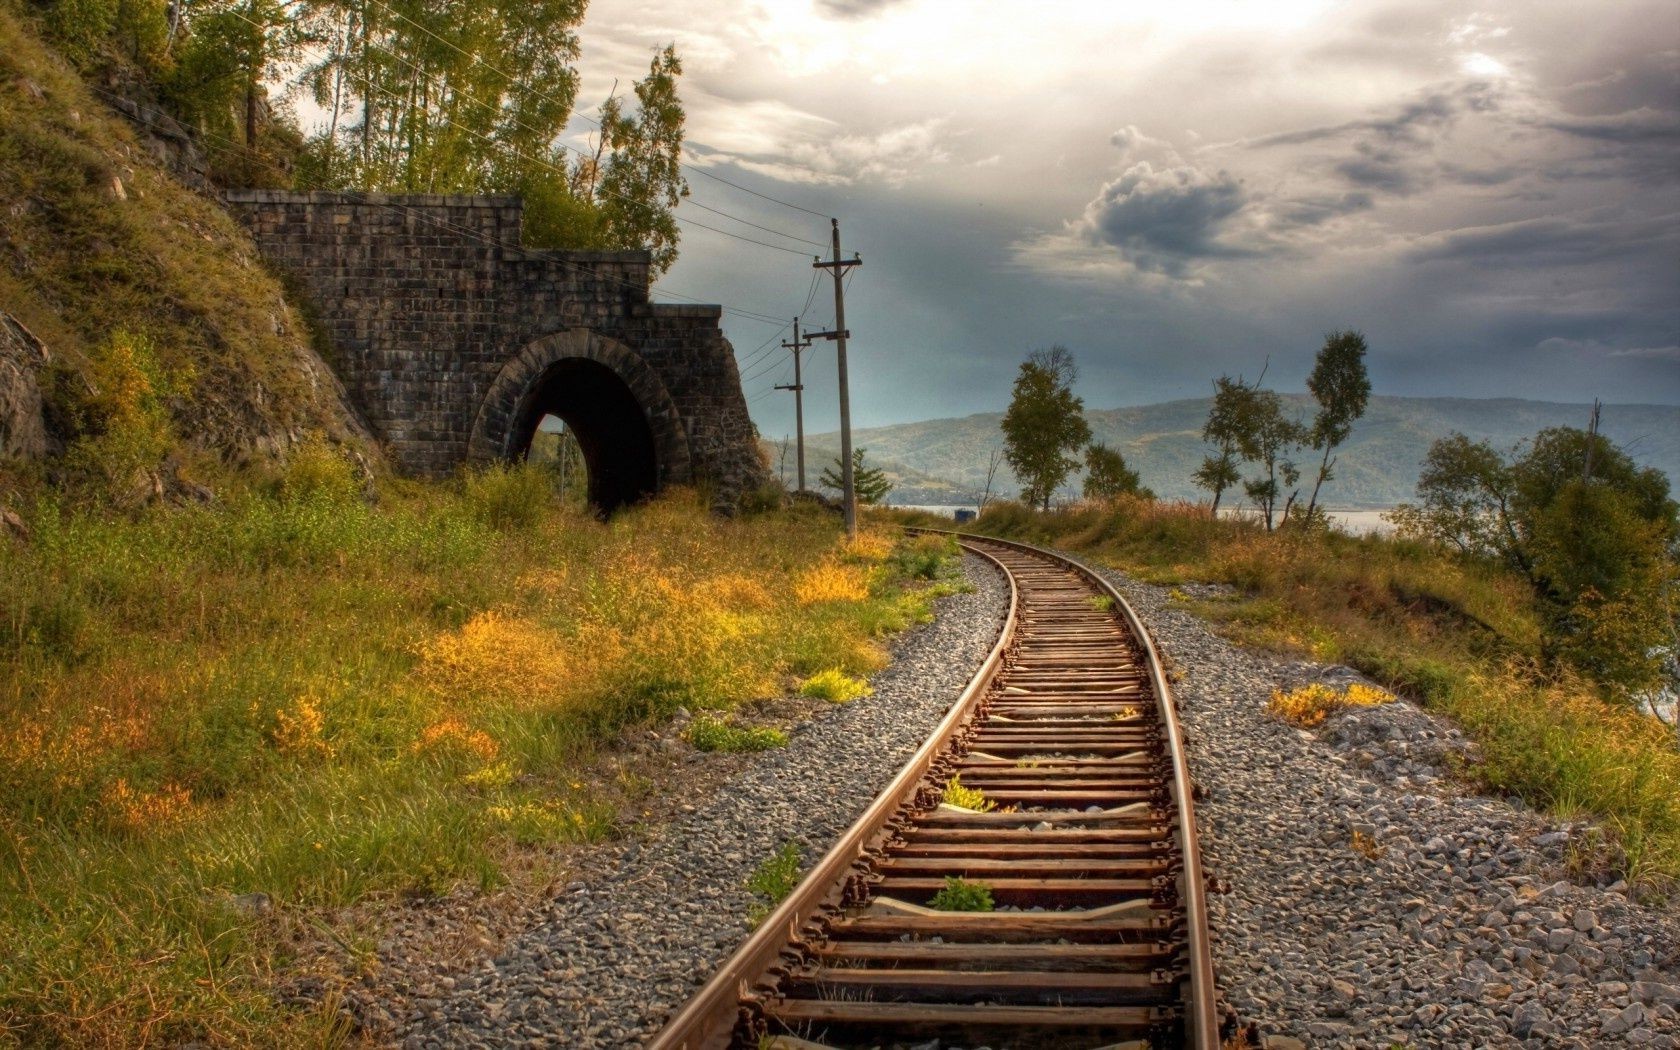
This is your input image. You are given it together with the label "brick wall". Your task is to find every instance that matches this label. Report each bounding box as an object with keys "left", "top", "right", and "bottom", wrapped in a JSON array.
[{"left": 224, "top": 190, "right": 767, "bottom": 504}]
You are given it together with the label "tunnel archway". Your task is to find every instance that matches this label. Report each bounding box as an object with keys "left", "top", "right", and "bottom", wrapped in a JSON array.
[
  {"left": 510, "top": 359, "right": 656, "bottom": 512},
  {"left": 467, "top": 330, "right": 690, "bottom": 513}
]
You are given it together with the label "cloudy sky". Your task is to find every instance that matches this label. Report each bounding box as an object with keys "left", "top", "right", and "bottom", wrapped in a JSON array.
[{"left": 566, "top": 0, "right": 1679, "bottom": 438}]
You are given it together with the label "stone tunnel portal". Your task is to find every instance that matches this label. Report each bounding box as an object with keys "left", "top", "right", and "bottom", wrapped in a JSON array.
[{"left": 509, "top": 358, "right": 657, "bottom": 513}]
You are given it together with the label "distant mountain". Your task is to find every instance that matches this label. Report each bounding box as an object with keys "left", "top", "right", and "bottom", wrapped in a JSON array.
[{"left": 788, "top": 397, "right": 1680, "bottom": 509}]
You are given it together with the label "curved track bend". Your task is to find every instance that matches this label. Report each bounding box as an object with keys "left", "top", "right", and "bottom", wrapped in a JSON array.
[{"left": 651, "top": 533, "right": 1221, "bottom": 1049}]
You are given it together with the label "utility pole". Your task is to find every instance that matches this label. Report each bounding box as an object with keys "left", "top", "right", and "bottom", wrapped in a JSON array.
[
  {"left": 811, "top": 220, "right": 862, "bottom": 538},
  {"left": 775, "top": 318, "right": 812, "bottom": 492},
  {"left": 1583, "top": 398, "right": 1602, "bottom": 482}
]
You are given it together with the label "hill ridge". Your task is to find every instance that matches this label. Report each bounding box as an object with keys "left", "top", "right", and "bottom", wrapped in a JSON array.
[{"left": 792, "top": 395, "right": 1680, "bottom": 508}]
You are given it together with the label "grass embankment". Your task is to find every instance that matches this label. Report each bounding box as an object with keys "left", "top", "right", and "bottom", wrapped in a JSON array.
[
  {"left": 0, "top": 465, "right": 960, "bottom": 1047},
  {"left": 933, "top": 499, "right": 1680, "bottom": 890},
  {"left": 0, "top": 0, "right": 360, "bottom": 487}
]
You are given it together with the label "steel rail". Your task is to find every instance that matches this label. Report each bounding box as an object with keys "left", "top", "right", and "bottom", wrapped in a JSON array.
[
  {"left": 649, "top": 541, "right": 1020, "bottom": 1049},
  {"left": 648, "top": 532, "right": 1220, "bottom": 1049}
]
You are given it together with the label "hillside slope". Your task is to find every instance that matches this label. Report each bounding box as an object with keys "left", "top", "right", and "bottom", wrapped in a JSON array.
[
  {"left": 0, "top": 2, "right": 365, "bottom": 494},
  {"left": 808, "top": 396, "right": 1680, "bottom": 507}
]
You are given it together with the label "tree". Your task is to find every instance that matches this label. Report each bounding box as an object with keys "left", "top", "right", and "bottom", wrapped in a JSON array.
[
  {"left": 1084, "top": 443, "right": 1152, "bottom": 501},
  {"left": 1393, "top": 425, "right": 1679, "bottom": 698},
  {"left": 1303, "top": 329, "right": 1372, "bottom": 521},
  {"left": 1194, "top": 375, "right": 1247, "bottom": 515},
  {"left": 820, "top": 448, "right": 891, "bottom": 506},
  {"left": 1234, "top": 387, "right": 1307, "bottom": 531},
  {"left": 976, "top": 448, "right": 1004, "bottom": 517},
  {"left": 1001, "top": 346, "right": 1091, "bottom": 511}
]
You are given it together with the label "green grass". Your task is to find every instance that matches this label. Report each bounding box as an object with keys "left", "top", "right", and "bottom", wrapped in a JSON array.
[
  {"left": 745, "top": 840, "right": 804, "bottom": 925},
  {"left": 797, "top": 668, "right": 874, "bottom": 703},
  {"left": 0, "top": 478, "right": 955, "bottom": 1045},
  {"left": 685, "top": 714, "right": 788, "bottom": 753},
  {"left": 0, "top": 0, "right": 361, "bottom": 500},
  {"left": 926, "top": 497, "right": 1680, "bottom": 891},
  {"left": 929, "top": 876, "right": 994, "bottom": 912}
]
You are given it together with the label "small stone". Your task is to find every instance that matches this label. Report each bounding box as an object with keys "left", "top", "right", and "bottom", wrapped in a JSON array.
[
  {"left": 1546, "top": 928, "right": 1576, "bottom": 952},
  {"left": 1512, "top": 1000, "right": 1548, "bottom": 1037},
  {"left": 1631, "top": 982, "right": 1680, "bottom": 1006},
  {"left": 1573, "top": 908, "right": 1598, "bottom": 932},
  {"left": 229, "top": 891, "right": 273, "bottom": 917},
  {"left": 1534, "top": 831, "right": 1568, "bottom": 847}
]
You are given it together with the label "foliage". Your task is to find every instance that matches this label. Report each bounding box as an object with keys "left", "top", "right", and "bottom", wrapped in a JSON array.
[
  {"left": 1303, "top": 330, "right": 1372, "bottom": 520},
  {"left": 891, "top": 532, "right": 958, "bottom": 580},
  {"left": 1193, "top": 375, "right": 1247, "bottom": 514},
  {"left": 941, "top": 774, "right": 995, "bottom": 812},
  {"left": 461, "top": 461, "right": 555, "bottom": 530},
  {"left": 819, "top": 447, "right": 893, "bottom": 505},
  {"left": 1084, "top": 441, "right": 1151, "bottom": 501},
  {"left": 1267, "top": 681, "right": 1394, "bottom": 728},
  {"left": 0, "top": 489, "right": 950, "bottom": 1043},
  {"left": 1233, "top": 384, "right": 1308, "bottom": 531},
  {"left": 949, "top": 497, "right": 1680, "bottom": 888},
  {"left": 1001, "top": 346, "right": 1091, "bottom": 510},
  {"left": 798, "top": 668, "right": 873, "bottom": 703},
  {"left": 685, "top": 714, "right": 788, "bottom": 753},
  {"left": 1392, "top": 426, "right": 1678, "bottom": 697},
  {"left": 0, "top": 9, "right": 362, "bottom": 482},
  {"left": 929, "top": 876, "right": 994, "bottom": 912},
  {"left": 745, "top": 840, "right": 803, "bottom": 924}
]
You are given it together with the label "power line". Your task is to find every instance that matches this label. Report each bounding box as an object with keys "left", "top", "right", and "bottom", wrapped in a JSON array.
[{"left": 350, "top": 0, "right": 836, "bottom": 221}]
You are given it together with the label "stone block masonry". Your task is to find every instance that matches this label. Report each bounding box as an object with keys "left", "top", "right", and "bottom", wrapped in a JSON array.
[{"left": 224, "top": 190, "right": 768, "bottom": 508}]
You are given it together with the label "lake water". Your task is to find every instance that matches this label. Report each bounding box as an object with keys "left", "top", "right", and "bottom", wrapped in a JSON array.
[{"left": 895, "top": 504, "right": 1398, "bottom": 537}]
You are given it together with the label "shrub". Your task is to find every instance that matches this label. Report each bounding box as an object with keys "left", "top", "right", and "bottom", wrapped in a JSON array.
[
  {"left": 685, "top": 714, "right": 788, "bottom": 753},
  {"left": 279, "top": 438, "right": 361, "bottom": 504},
  {"left": 798, "top": 668, "right": 872, "bottom": 703},
  {"left": 745, "top": 840, "right": 803, "bottom": 923},
  {"left": 929, "top": 876, "right": 994, "bottom": 911},
  {"left": 1266, "top": 682, "right": 1394, "bottom": 728},
  {"left": 461, "top": 462, "right": 553, "bottom": 530},
  {"left": 941, "top": 774, "right": 995, "bottom": 812},
  {"left": 793, "top": 558, "right": 870, "bottom": 604}
]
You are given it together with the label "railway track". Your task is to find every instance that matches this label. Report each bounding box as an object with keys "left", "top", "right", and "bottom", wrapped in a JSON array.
[{"left": 651, "top": 533, "right": 1222, "bottom": 1049}]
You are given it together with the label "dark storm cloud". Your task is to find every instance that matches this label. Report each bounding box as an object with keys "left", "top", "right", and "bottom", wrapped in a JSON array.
[
  {"left": 1545, "top": 106, "right": 1680, "bottom": 145},
  {"left": 1274, "top": 191, "right": 1376, "bottom": 227},
  {"left": 1334, "top": 144, "right": 1417, "bottom": 193},
  {"left": 1247, "top": 83, "right": 1498, "bottom": 150},
  {"left": 1075, "top": 163, "right": 1253, "bottom": 276},
  {"left": 1409, "top": 215, "right": 1676, "bottom": 266},
  {"left": 813, "top": 0, "right": 907, "bottom": 20}
]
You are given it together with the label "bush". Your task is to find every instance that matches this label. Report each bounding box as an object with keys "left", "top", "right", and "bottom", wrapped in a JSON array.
[
  {"left": 929, "top": 876, "right": 994, "bottom": 911},
  {"left": 797, "top": 668, "right": 872, "bottom": 703},
  {"left": 461, "top": 462, "right": 553, "bottom": 530},
  {"left": 941, "top": 774, "right": 995, "bottom": 812},
  {"left": 685, "top": 714, "right": 788, "bottom": 753},
  {"left": 745, "top": 840, "right": 803, "bottom": 923},
  {"left": 1266, "top": 682, "right": 1394, "bottom": 728}
]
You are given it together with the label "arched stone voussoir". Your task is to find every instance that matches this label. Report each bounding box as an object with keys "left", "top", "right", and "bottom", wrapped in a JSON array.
[{"left": 467, "top": 329, "right": 693, "bottom": 486}]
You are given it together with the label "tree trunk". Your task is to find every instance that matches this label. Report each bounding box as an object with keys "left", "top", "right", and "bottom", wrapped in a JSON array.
[{"left": 1305, "top": 443, "right": 1334, "bottom": 521}]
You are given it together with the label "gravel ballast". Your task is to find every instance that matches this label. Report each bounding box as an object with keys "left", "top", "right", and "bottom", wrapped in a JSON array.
[
  {"left": 1091, "top": 565, "right": 1680, "bottom": 1049},
  {"left": 394, "top": 554, "right": 1009, "bottom": 1049}
]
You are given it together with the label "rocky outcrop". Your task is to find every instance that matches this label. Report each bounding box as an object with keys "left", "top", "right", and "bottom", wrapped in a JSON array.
[{"left": 0, "top": 312, "right": 54, "bottom": 461}]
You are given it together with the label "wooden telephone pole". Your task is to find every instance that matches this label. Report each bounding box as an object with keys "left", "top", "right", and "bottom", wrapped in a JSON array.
[
  {"left": 811, "top": 220, "right": 862, "bottom": 538},
  {"left": 775, "top": 318, "right": 812, "bottom": 492}
]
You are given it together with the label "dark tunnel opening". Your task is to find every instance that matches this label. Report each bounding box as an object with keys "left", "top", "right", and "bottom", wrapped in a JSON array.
[{"left": 510, "top": 358, "right": 659, "bottom": 514}]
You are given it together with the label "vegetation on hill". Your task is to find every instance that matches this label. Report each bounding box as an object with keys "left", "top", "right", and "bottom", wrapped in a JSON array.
[
  {"left": 0, "top": 0, "right": 365, "bottom": 505},
  {"left": 926, "top": 491, "right": 1678, "bottom": 890},
  {"left": 0, "top": 464, "right": 960, "bottom": 1044},
  {"left": 814, "top": 398, "right": 1680, "bottom": 509},
  {"left": 25, "top": 0, "right": 692, "bottom": 272}
]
